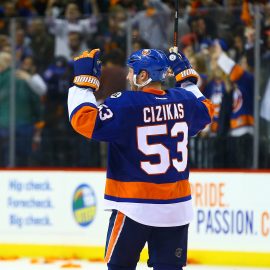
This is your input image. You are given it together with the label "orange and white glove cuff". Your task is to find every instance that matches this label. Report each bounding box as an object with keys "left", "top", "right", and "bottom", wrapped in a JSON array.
[
  {"left": 175, "top": 68, "right": 199, "bottom": 83},
  {"left": 73, "top": 75, "right": 100, "bottom": 90}
]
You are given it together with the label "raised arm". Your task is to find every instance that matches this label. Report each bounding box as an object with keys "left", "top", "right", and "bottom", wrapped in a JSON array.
[
  {"left": 68, "top": 49, "right": 101, "bottom": 139},
  {"left": 167, "top": 48, "right": 214, "bottom": 135},
  {"left": 167, "top": 48, "right": 213, "bottom": 110}
]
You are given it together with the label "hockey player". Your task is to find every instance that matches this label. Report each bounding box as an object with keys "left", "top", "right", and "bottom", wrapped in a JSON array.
[{"left": 68, "top": 48, "right": 213, "bottom": 270}]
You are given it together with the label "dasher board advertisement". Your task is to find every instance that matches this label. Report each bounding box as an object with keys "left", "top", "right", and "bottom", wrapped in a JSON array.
[
  {"left": 0, "top": 170, "right": 269, "bottom": 266},
  {"left": 0, "top": 170, "right": 109, "bottom": 246}
]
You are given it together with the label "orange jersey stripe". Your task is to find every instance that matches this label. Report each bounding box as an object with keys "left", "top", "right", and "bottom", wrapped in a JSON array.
[
  {"left": 143, "top": 88, "right": 166, "bottom": 95},
  {"left": 105, "top": 178, "right": 191, "bottom": 200},
  {"left": 230, "top": 115, "right": 254, "bottom": 129},
  {"left": 202, "top": 99, "right": 215, "bottom": 120},
  {"left": 104, "top": 212, "right": 125, "bottom": 263},
  {"left": 230, "top": 64, "right": 244, "bottom": 82},
  {"left": 71, "top": 106, "right": 98, "bottom": 138}
]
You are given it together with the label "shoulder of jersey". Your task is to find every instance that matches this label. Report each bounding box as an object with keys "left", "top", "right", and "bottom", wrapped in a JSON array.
[
  {"left": 106, "top": 90, "right": 139, "bottom": 103},
  {"left": 109, "top": 91, "right": 125, "bottom": 99},
  {"left": 168, "top": 87, "right": 197, "bottom": 100},
  {"left": 104, "top": 90, "right": 134, "bottom": 107},
  {"left": 108, "top": 90, "right": 134, "bottom": 99}
]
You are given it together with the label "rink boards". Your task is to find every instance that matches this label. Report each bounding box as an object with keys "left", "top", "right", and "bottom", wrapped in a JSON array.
[{"left": 0, "top": 169, "right": 269, "bottom": 267}]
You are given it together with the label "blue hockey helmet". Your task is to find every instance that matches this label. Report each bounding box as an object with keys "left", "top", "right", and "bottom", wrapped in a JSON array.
[{"left": 127, "top": 49, "right": 169, "bottom": 87}]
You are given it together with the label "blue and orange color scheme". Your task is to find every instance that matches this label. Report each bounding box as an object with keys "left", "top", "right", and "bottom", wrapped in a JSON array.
[
  {"left": 204, "top": 64, "right": 253, "bottom": 134},
  {"left": 229, "top": 65, "right": 254, "bottom": 131},
  {"left": 68, "top": 85, "right": 213, "bottom": 227},
  {"left": 104, "top": 211, "right": 126, "bottom": 263}
]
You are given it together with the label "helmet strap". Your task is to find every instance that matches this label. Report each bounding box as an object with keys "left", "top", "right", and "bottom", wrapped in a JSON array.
[{"left": 133, "top": 74, "right": 152, "bottom": 89}]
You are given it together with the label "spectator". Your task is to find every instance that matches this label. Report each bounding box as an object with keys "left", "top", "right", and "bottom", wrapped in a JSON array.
[
  {"left": 131, "top": 0, "right": 171, "bottom": 50},
  {"left": 16, "top": 0, "right": 36, "bottom": 17},
  {"left": 1, "top": 44, "right": 12, "bottom": 53},
  {"left": 28, "top": 18, "right": 54, "bottom": 73},
  {"left": 2, "top": 2, "right": 17, "bottom": 17},
  {"left": 200, "top": 60, "right": 231, "bottom": 168},
  {"left": 90, "top": 4, "right": 127, "bottom": 53},
  {"left": 45, "top": 0, "right": 65, "bottom": 18},
  {"left": 229, "top": 33, "right": 246, "bottom": 63},
  {"left": 16, "top": 56, "right": 47, "bottom": 160},
  {"left": 0, "top": 34, "right": 9, "bottom": 50},
  {"left": 203, "top": 47, "right": 229, "bottom": 137},
  {"left": 243, "top": 26, "right": 255, "bottom": 70},
  {"left": 16, "top": 55, "right": 47, "bottom": 159},
  {"left": 0, "top": 52, "right": 42, "bottom": 167},
  {"left": 214, "top": 42, "right": 254, "bottom": 168},
  {"left": 15, "top": 28, "right": 33, "bottom": 66},
  {"left": 188, "top": 16, "right": 217, "bottom": 53},
  {"left": 42, "top": 54, "right": 100, "bottom": 167},
  {"left": 0, "top": 0, "right": 36, "bottom": 18},
  {"left": 46, "top": 2, "right": 97, "bottom": 59},
  {"left": 67, "top": 31, "right": 85, "bottom": 61},
  {"left": 41, "top": 56, "right": 74, "bottom": 166},
  {"left": 0, "top": 2, "right": 18, "bottom": 34},
  {"left": 16, "top": 55, "right": 47, "bottom": 97}
]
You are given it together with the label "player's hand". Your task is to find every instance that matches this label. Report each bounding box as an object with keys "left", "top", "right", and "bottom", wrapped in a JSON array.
[
  {"left": 167, "top": 47, "right": 199, "bottom": 85},
  {"left": 73, "top": 49, "right": 101, "bottom": 91}
]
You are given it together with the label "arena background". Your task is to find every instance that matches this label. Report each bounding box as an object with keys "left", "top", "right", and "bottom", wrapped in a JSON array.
[{"left": 0, "top": 0, "right": 269, "bottom": 269}]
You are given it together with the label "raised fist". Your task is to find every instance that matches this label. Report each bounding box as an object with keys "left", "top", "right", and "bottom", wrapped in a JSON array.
[
  {"left": 73, "top": 49, "right": 101, "bottom": 91},
  {"left": 167, "top": 48, "right": 199, "bottom": 85}
]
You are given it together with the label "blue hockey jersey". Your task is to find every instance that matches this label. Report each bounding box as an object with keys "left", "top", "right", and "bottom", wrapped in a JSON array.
[
  {"left": 68, "top": 85, "right": 213, "bottom": 226},
  {"left": 229, "top": 65, "right": 254, "bottom": 135},
  {"left": 217, "top": 53, "right": 254, "bottom": 136}
]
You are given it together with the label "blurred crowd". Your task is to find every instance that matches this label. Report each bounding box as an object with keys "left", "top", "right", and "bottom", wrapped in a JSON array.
[{"left": 0, "top": 0, "right": 269, "bottom": 168}]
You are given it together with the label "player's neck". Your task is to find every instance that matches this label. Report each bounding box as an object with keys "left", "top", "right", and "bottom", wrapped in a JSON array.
[{"left": 141, "top": 82, "right": 162, "bottom": 91}]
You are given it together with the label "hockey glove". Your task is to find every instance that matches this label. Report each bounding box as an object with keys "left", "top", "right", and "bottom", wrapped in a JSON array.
[
  {"left": 167, "top": 48, "right": 199, "bottom": 86},
  {"left": 73, "top": 49, "right": 101, "bottom": 91}
]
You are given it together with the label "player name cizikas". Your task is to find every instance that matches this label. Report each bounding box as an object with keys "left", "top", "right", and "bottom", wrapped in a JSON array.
[{"left": 143, "top": 103, "right": 184, "bottom": 123}]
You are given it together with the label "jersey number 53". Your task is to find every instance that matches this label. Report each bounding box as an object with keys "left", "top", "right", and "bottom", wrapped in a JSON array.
[{"left": 137, "top": 122, "right": 188, "bottom": 175}]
